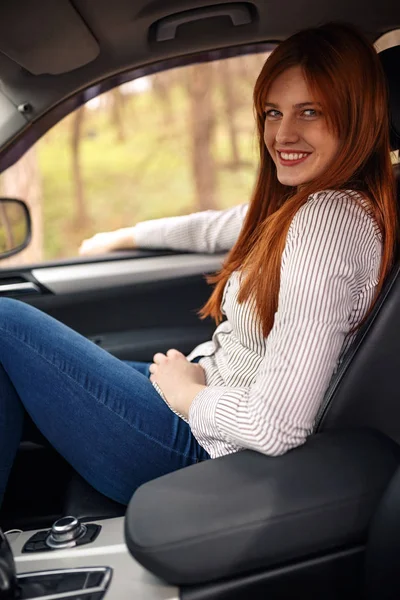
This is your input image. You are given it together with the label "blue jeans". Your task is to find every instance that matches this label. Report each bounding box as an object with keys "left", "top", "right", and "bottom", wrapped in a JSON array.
[{"left": 0, "top": 297, "right": 210, "bottom": 506}]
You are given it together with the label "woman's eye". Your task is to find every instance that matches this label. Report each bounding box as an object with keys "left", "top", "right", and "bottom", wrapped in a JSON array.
[
  {"left": 302, "top": 109, "right": 319, "bottom": 117},
  {"left": 265, "top": 109, "right": 281, "bottom": 118}
]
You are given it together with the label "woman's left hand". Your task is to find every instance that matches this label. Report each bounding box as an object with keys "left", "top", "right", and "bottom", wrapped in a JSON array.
[{"left": 149, "top": 349, "right": 206, "bottom": 419}]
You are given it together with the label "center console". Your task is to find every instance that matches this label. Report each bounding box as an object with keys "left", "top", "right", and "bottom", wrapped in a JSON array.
[
  {"left": 3, "top": 430, "right": 400, "bottom": 599},
  {"left": 2, "top": 517, "right": 178, "bottom": 600}
]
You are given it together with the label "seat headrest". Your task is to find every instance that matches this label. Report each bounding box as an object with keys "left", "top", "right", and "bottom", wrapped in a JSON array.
[{"left": 379, "top": 45, "right": 400, "bottom": 151}]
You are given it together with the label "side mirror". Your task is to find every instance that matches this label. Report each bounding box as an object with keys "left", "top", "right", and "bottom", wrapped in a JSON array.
[{"left": 0, "top": 198, "right": 31, "bottom": 259}]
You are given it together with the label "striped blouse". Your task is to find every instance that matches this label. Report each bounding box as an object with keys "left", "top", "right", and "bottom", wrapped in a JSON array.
[{"left": 132, "top": 190, "right": 382, "bottom": 459}]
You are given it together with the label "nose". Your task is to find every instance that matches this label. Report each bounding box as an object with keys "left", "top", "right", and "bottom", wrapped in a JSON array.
[{"left": 275, "top": 115, "right": 300, "bottom": 145}]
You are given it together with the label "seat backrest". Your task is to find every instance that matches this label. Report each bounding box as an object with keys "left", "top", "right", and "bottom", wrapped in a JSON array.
[
  {"left": 364, "top": 463, "right": 400, "bottom": 599},
  {"left": 316, "top": 44, "right": 400, "bottom": 442}
]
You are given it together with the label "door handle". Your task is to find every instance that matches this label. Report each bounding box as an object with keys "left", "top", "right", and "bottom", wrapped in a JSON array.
[
  {"left": 0, "top": 282, "right": 41, "bottom": 295},
  {"left": 155, "top": 3, "right": 252, "bottom": 42}
]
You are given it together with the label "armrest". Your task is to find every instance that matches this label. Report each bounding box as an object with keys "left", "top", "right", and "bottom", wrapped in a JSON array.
[{"left": 125, "top": 429, "right": 400, "bottom": 585}]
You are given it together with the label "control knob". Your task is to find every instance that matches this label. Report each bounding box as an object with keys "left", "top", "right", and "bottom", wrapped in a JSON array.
[{"left": 46, "top": 516, "right": 86, "bottom": 549}]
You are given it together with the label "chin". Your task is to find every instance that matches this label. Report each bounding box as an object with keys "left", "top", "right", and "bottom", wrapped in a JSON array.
[{"left": 277, "top": 173, "right": 307, "bottom": 187}]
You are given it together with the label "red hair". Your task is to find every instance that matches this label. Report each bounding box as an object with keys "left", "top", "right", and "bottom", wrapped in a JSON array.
[{"left": 199, "top": 22, "right": 397, "bottom": 336}]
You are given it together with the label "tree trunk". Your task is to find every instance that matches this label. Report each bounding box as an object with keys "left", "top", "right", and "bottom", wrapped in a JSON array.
[
  {"left": 153, "top": 73, "right": 174, "bottom": 128},
  {"left": 71, "top": 106, "right": 89, "bottom": 226},
  {"left": 0, "top": 147, "right": 43, "bottom": 266},
  {"left": 219, "top": 60, "right": 241, "bottom": 168},
  {"left": 188, "top": 63, "right": 217, "bottom": 211},
  {"left": 0, "top": 202, "right": 15, "bottom": 250},
  {"left": 110, "top": 88, "right": 126, "bottom": 143}
]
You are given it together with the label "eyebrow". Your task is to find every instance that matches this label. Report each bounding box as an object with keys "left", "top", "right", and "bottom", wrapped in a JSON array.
[{"left": 265, "top": 102, "right": 322, "bottom": 109}]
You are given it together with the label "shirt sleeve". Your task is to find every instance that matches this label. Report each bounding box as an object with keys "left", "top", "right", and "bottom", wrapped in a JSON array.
[
  {"left": 131, "top": 203, "right": 248, "bottom": 253},
  {"left": 188, "top": 191, "right": 379, "bottom": 457}
]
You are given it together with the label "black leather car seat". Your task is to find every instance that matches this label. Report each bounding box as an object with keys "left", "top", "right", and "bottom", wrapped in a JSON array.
[
  {"left": 315, "top": 44, "right": 400, "bottom": 442},
  {"left": 365, "top": 463, "right": 400, "bottom": 599}
]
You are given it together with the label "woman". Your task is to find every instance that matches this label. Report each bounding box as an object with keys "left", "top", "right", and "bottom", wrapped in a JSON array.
[{"left": 0, "top": 23, "right": 396, "bottom": 507}]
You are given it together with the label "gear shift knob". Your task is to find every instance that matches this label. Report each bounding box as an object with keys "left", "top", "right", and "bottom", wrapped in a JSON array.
[{"left": 0, "top": 528, "right": 19, "bottom": 599}]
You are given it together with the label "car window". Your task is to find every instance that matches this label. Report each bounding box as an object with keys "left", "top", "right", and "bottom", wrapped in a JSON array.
[{"left": 0, "top": 48, "right": 273, "bottom": 267}]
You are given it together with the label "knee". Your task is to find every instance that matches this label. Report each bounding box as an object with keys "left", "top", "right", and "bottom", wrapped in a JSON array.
[
  {"left": 0, "top": 296, "right": 26, "bottom": 311},
  {"left": 0, "top": 297, "right": 30, "bottom": 326}
]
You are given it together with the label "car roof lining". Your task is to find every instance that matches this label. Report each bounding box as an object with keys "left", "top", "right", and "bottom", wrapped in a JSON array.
[
  {"left": 0, "top": 0, "right": 99, "bottom": 75},
  {"left": 0, "top": 0, "right": 397, "bottom": 76}
]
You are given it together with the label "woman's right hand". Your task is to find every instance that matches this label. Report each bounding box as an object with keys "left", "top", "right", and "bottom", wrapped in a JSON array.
[{"left": 79, "top": 228, "right": 137, "bottom": 256}]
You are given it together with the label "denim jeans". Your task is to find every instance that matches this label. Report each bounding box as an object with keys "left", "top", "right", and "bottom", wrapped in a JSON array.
[{"left": 0, "top": 297, "right": 210, "bottom": 506}]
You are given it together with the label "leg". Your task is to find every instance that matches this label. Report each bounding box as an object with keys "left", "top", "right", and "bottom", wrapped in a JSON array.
[
  {"left": 123, "top": 361, "right": 151, "bottom": 377},
  {"left": 0, "top": 364, "right": 24, "bottom": 505},
  {"left": 0, "top": 298, "right": 209, "bottom": 506},
  {"left": 21, "top": 360, "right": 152, "bottom": 445}
]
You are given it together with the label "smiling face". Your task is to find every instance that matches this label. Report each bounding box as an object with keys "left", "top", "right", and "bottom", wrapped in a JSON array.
[{"left": 263, "top": 66, "right": 340, "bottom": 188}]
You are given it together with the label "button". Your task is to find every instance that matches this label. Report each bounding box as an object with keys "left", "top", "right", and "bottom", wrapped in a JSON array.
[
  {"left": 29, "top": 531, "right": 48, "bottom": 542},
  {"left": 87, "top": 525, "right": 101, "bottom": 542},
  {"left": 23, "top": 542, "right": 35, "bottom": 552},
  {"left": 34, "top": 541, "right": 49, "bottom": 551}
]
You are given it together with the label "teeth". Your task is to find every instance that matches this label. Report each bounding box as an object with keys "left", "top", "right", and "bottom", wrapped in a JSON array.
[{"left": 280, "top": 152, "right": 308, "bottom": 161}]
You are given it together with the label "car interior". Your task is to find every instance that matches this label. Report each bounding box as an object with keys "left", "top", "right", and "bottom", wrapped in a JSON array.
[{"left": 0, "top": 1, "right": 399, "bottom": 599}]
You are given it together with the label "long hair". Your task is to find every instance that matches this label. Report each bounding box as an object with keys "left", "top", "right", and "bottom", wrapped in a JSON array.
[{"left": 199, "top": 22, "right": 397, "bottom": 337}]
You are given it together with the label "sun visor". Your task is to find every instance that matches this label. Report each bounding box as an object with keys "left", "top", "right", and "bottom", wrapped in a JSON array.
[{"left": 0, "top": 0, "right": 99, "bottom": 75}]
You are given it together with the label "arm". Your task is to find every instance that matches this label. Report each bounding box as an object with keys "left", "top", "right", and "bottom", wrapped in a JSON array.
[
  {"left": 188, "top": 191, "right": 380, "bottom": 457},
  {"left": 79, "top": 204, "right": 248, "bottom": 256},
  {"left": 132, "top": 203, "right": 248, "bottom": 253}
]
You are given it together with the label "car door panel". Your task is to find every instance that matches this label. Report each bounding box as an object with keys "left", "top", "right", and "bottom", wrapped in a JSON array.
[
  {"left": 0, "top": 252, "right": 223, "bottom": 361},
  {"left": 31, "top": 253, "right": 223, "bottom": 295}
]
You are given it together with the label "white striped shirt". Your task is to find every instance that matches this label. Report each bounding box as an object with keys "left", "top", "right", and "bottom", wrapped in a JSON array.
[{"left": 133, "top": 190, "right": 382, "bottom": 458}]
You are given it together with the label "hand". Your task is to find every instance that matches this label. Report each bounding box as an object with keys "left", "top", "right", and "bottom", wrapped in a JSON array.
[
  {"left": 149, "top": 349, "right": 206, "bottom": 419},
  {"left": 79, "top": 228, "right": 136, "bottom": 256}
]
